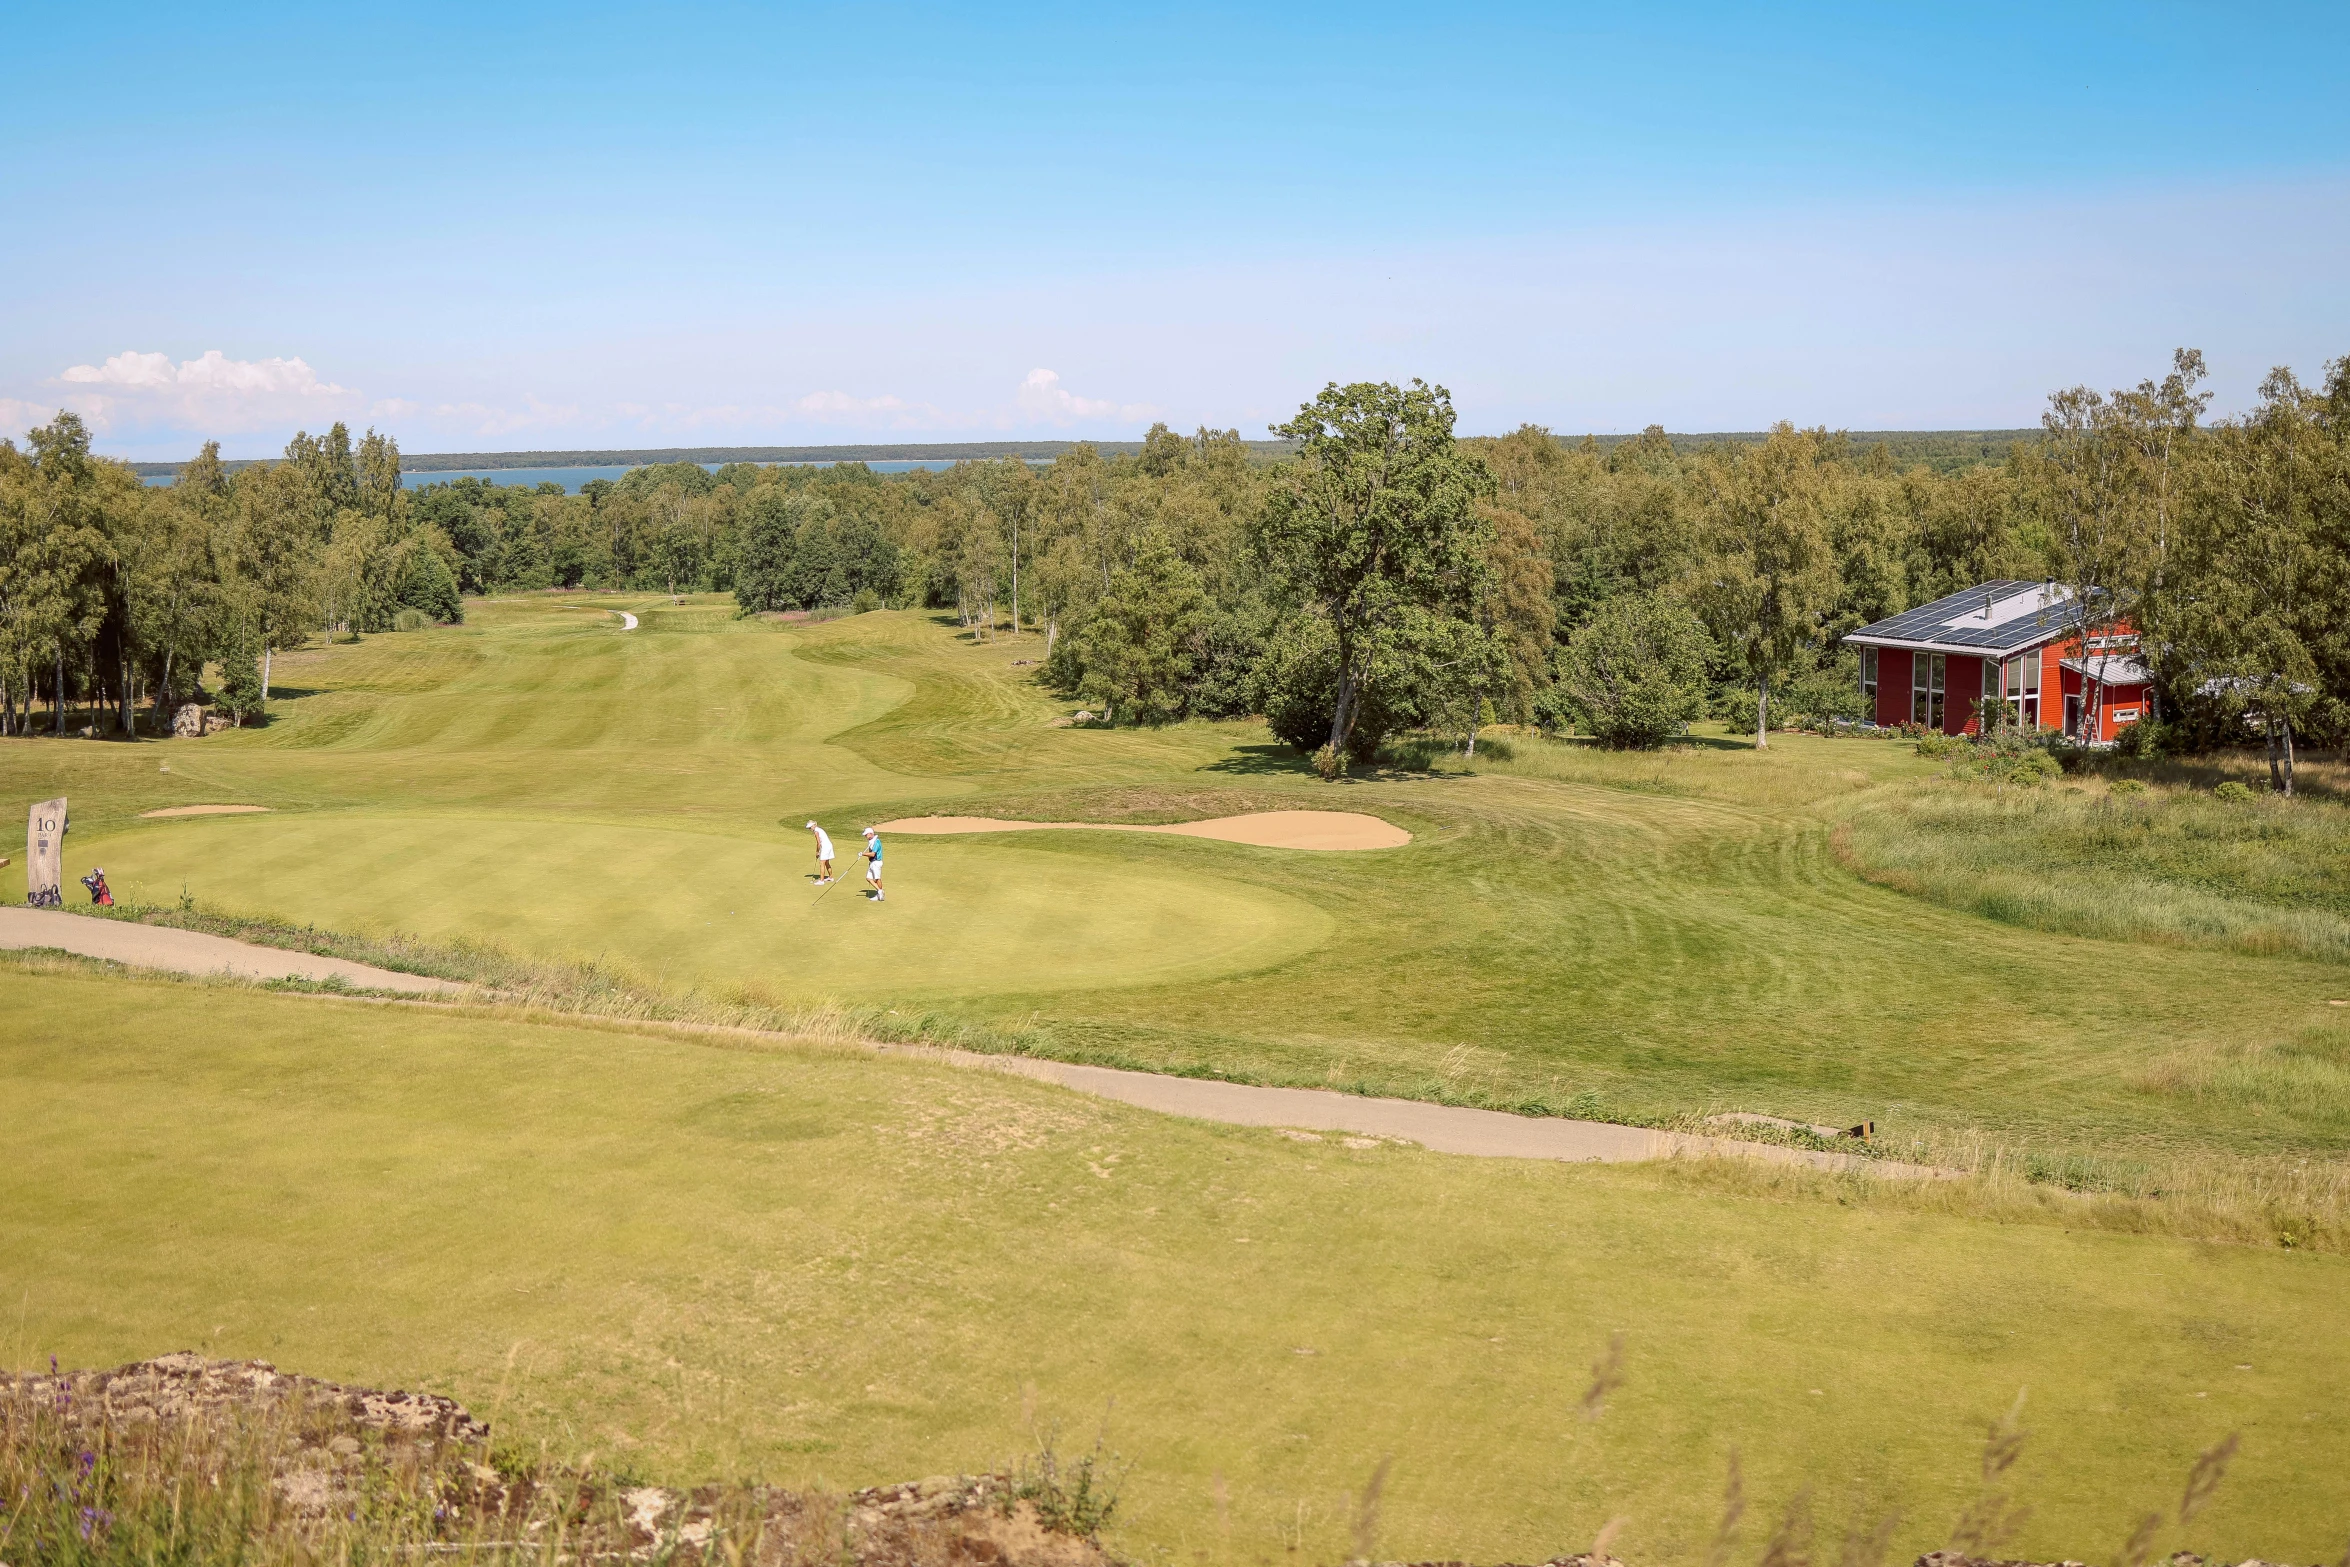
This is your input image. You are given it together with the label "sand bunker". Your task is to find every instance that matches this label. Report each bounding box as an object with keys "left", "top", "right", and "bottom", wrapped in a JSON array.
[
  {"left": 140, "top": 804, "right": 271, "bottom": 818},
  {"left": 873, "top": 810, "right": 1410, "bottom": 851}
]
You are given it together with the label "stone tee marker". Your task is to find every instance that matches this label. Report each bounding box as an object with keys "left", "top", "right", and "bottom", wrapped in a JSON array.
[{"left": 26, "top": 796, "right": 65, "bottom": 907}]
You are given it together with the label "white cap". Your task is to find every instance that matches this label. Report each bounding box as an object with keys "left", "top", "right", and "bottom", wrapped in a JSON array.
[
  {"left": 862, "top": 826, "right": 877, "bottom": 837},
  {"left": 805, "top": 820, "right": 818, "bottom": 828}
]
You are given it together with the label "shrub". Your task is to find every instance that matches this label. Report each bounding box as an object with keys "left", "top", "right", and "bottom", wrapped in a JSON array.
[
  {"left": 851, "top": 587, "right": 882, "bottom": 614},
  {"left": 2113, "top": 714, "right": 2168, "bottom": 760},
  {"left": 2214, "top": 780, "right": 2256, "bottom": 802},
  {"left": 1936, "top": 729, "right": 2064, "bottom": 787},
  {"left": 395, "top": 543, "right": 463, "bottom": 624},
  {"left": 1717, "top": 684, "right": 1760, "bottom": 735},
  {"left": 1782, "top": 653, "right": 1871, "bottom": 728},
  {"left": 216, "top": 647, "right": 264, "bottom": 724},
  {"left": 1990, "top": 750, "right": 2062, "bottom": 786},
  {"left": 2110, "top": 779, "right": 2147, "bottom": 796},
  {"left": 393, "top": 607, "right": 430, "bottom": 632},
  {"left": 1555, "top": 593, "right": 1709, "bottom": 749},
  {"left": 1005, "top": 1432, "right": 1124, "bottom": 1540}
]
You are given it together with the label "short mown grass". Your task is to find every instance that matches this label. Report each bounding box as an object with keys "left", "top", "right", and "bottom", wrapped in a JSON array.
[{"left": 4, "top": 969, "right": 2345, "bottom": 1564}]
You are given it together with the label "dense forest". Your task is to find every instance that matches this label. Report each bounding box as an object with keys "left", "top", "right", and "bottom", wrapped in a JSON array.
[{"left": 3, "top": 351, "right": 2345, "bottom": 781}]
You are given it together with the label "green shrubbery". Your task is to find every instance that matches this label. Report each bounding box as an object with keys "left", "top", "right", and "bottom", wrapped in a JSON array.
[
  {"left": 1914, "top": 726, "right": 2065, "bottom": 786},
  {"left": 1549, "top": 593, "right": 1709, "bottom": 749},
  {"left": 215, "top": 646, "right": 264, "bottom": 724}
]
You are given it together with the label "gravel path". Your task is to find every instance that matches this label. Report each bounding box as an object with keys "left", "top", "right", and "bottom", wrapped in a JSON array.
[
  {"left": 0, "top": 909, "right": 463, "bottom": 994},
  {"left": 893, "top": 1047, "right": 1949, "bottom": 1178},
  {"left": 618, "top": 611, "right": 639, "bottom": 630},
  {"left": 2, "top": 910, "right": 1937, "bottom": 1176}
]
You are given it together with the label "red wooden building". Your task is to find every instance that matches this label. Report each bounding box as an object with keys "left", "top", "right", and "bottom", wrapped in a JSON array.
[{"left": 1843, "top": 580, "right": 2154, "bottom": 743}]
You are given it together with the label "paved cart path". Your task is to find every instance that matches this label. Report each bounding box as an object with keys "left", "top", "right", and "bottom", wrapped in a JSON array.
[
  {"left": 899, "top": 1047, "right": 1948, "bottom": 1177},
  {"left": 0, "top": 908, "right": 463, "bottom": 994},
  {"left": 1, "top": 909, "right": 1940, "bottom": 1176}
]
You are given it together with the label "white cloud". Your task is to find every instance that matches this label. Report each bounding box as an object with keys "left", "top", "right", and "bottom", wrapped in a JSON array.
[
  {"left": 1013, "top": 368, "right": 1157, "bottom": 426},
  {"left": 0, "top": 398, "right": 65, "bottom": 438},
  {"left": 46, "top": 349, "right": 360, "bottom": 436},
  {"left": 423, "top": 395, "right": 583, "bottom": 439}
]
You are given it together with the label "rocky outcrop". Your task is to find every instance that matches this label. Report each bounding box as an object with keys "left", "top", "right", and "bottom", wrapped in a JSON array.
[
  {"left": 4, "top": 1350, "right": 484, "bottom": 1444},
  {"left": 0, "top": 1356, "right": 1113, "bottom": 1567}
]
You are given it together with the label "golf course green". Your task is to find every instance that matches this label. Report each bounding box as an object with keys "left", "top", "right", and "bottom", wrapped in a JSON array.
[
  {"left": 92, "top": 812, "right": 1332, "bottom": 997},
  {"left": 2, "top": 595, "right": 2347, "bottom": 1561}
]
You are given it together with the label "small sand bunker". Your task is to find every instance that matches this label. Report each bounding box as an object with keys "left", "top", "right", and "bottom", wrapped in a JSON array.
[
  {"left": 874, "top": 810, "right": 1410, "bottom": 851},
  {"left": 140, "top": 804, "right": 271, "bottom": 819}
]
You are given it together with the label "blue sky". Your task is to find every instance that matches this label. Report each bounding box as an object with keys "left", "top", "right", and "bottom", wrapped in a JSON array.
[{"left": 4, "top": 2, "right": 2346, "bottom": 458}]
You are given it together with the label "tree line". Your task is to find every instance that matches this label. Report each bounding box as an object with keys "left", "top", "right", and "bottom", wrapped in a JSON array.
[
  {"left": 5, "top": 351, "right": 2344, "bottom": 781},
  {"left": 0, "top": 416, "right": 459, "bottom": 734}
]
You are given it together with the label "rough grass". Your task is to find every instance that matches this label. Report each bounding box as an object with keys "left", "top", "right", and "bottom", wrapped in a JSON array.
[
  {"left": 1838, "top": 778, "right": 2350, "bottom": 964},
  {"left": 5, "top": 969, "right": 2344, "bottom": 1564}
]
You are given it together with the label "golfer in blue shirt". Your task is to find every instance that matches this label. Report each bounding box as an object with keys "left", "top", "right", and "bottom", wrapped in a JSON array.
[{"left": 860, "top": 827, "right": 885, "bottom": 902}]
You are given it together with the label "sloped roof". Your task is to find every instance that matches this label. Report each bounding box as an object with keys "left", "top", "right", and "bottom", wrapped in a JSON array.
[
  {"left": 2060, "top": 653, "right": 2151, "bottom": 686},
  {"left": 1845, "top": 581, "right": 2085, "bottom": 654}
]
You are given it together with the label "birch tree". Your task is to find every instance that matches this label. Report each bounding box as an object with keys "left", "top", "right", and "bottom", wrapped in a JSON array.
[{"left": 1690, "top": 425, "right": 1839, "bottom": 749}]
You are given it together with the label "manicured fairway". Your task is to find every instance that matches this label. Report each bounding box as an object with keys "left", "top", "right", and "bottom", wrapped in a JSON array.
[
  {"left": 1, "top": 596, "right": 2344, "bottom": 1174},
  {"left": 4, "top": 968, "right": 2343, "bottom": 1564}
]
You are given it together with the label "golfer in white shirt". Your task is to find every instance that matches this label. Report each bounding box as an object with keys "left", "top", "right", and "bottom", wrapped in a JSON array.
[{"left": 806, "top": 821, "right": 835, "bottom": 884}]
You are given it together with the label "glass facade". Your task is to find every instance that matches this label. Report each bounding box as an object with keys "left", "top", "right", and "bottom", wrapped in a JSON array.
[{"left": 1912, "top": 652, "right": 1945, "bottom": 729}]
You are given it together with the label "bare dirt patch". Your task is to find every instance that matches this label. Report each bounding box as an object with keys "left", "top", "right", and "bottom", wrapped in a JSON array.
[
  {"left": 876, "top": 810, "right": 1411, "bottom": 851},
  {"left": 140, "top": 803, "right": 271, "bottom": 818}
]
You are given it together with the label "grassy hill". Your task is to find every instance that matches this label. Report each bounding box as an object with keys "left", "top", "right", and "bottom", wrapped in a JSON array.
[{"left": 1, "top": 598, "right": 2344, "bottom": 1560}]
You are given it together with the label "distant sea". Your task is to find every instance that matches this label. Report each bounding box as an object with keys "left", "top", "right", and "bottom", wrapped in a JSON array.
[{"left": 138, "top": 458, "right": 980, "bottom": 491}]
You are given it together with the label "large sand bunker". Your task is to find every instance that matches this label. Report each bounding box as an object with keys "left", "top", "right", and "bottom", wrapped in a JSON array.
[
  {"left": 873, "top": 809, "right": 1410, "bottom": 851},
  {"left": 141, "top": 804, "right": 270, "bottom": 818}
]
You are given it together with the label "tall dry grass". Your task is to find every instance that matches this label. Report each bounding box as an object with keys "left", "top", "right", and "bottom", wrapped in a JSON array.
[
  {"left": 1651, "top": 1135, "right": 2350, "bottom": 1255},
  {"left": 1838, "top": 772, "right": 2350, "bottom": 963}
]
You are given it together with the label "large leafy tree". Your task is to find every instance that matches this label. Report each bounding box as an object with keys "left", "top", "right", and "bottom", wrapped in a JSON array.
[
  {"left": 1554, "top": 592, "right": 1710, "bottom": 749},
  {"left": 16, "top": 415, "right": 109, "bottom": 733},
  {"left": 2025, "top": 351, "right": 2207, "bottom": 742},
  {"left": 1690, "top": 425, "right": 1840, "bottom": 748},
  {"left": 2161, "top": 368, "right": 2344, "bottom": 793},
  {"left": 1071, "top": 530, "right": 1210, "bottom": 725},
  {"left": 1255, "top": 380, "right": 1496, "bottom": 764},
  {"left": 223, "top": 454, "right": 324, "bottom": 706}
]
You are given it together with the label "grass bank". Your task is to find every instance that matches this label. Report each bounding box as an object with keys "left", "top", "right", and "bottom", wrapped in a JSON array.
[{"left": 4, "top": 970, "right": 2344, "bottom": 1564}]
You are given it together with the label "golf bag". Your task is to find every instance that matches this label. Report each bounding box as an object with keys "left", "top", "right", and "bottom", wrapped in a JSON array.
[{"left": 80, "top": 869, "right": 113, "bottom": 906}]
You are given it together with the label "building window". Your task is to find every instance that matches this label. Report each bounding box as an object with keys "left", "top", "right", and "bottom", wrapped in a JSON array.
[
  {"left": 2006, "top": 651, "right": 2040, "bottom": 728},
  {"left": 1912, "top": 651, "right": 1945, "bottom": 729},
  {"left": 1860, "top": 647, "right": 1877, "bottom": 700}
]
